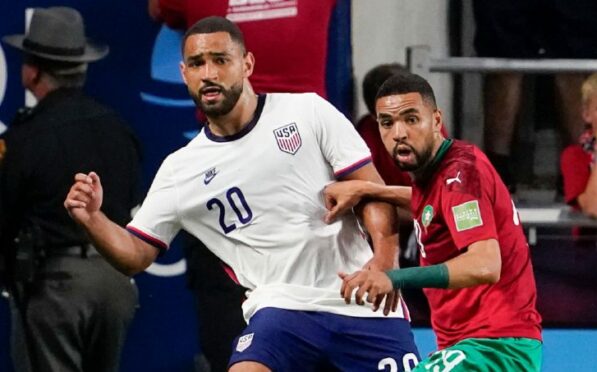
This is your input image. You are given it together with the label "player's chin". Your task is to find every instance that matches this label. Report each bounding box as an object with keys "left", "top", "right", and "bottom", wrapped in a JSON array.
[
  {"left": 199, "top": 101, "right": 226, "bottom": 116},
  {"left": 200, "top": 95, "right": 221, "bottom": 106},
  {"left": 396, "top": 159, "right": 418, "bottom": 171}
]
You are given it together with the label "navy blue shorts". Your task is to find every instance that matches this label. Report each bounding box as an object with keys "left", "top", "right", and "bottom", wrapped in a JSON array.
[{"left": 228, "top": 307, "right": 420, "bottom": 372}]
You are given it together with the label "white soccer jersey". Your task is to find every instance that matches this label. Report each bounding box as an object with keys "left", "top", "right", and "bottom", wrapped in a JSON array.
[{"left": 128, "top": 93, "right": 408, "bottom": 321}]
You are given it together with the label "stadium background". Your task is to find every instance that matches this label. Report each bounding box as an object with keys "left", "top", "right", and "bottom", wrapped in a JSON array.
[{"left": 0, "top": 1, "right": 595, "bottom": 371}]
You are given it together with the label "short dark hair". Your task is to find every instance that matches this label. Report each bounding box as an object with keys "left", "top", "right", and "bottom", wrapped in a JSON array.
[
  {"left": 182, "top": 16, "right": 246, "bottom": 56},
  {"left": 376, "top": 73, "right": 437, "bottom": 109},
  {"left": 362, "top": 63, "right": 407, "bottom": 115}
]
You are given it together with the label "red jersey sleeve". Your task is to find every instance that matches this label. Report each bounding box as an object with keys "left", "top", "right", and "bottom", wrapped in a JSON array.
[
  {"left": 560, "top": 144, "right": 591, "bottom": 206},
  {"left": 439, "top": 163, "right": 498, "bottom": 250}
]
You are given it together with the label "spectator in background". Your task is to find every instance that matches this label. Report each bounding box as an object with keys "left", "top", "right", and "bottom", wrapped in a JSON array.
[
  {"left": 148, "top": 0, "right": 335, "bottom": 97},
  {"left": 147, "top": 2, "right": 338, "bottom": 370},
  {"left": 561, "top": 73, "right": 597, "bottom": 218},
  {"left": 472, "top": 0, "right": 597, "bottom": 192},
  {"left": 0, "top": 7, "right": 140, "bottom": 372}
]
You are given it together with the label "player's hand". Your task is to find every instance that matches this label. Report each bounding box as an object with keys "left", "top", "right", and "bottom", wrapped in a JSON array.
[
  {"left": 361, "top": 258, "right": 399, "bottom": 315},
  {"left": 339, "top": 270, "right": 394, "bottom": 314},
  {"left": 323, "top": 181, "right": 365, "bottom": 223},
  {"left": 378, "top": 289, "right": 400, "bottom": 316},
  {"left": 64, "top": 172, "right": 104, "bottom": 225},
  {"left": 362, "top": 257, "right": 394, "bottom": 272}
]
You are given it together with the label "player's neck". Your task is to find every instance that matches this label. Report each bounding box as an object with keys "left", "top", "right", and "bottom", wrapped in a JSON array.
[
  {"left": 413, "top": 136, "right": 450, "bottom": 182},
  {"left": 207, "top": 86, "right": 258, "bottom": 136}
]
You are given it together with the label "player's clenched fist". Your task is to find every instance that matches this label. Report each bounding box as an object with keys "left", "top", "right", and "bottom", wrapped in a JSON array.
[
  {"left": 323, "top": 180, "right": 365, "bottom": 224},
  {"left": 64, "top": 172, "right": 104, "bottom": 224}
]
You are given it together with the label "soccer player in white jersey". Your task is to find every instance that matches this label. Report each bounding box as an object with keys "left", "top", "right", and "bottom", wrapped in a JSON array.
[{"left": 65, "top": 16, "right": 419, "bottom": 372}]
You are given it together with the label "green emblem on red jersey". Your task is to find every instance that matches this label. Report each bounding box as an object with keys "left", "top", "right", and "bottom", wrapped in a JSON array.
[
  {"left": 452, "top": 200, "right": 483, "bottom": 231},
  {"left": 422, "top": 205, "right": 434, "bottom": 228}
]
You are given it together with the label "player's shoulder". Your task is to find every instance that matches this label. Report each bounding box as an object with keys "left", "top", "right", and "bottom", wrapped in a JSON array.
[
  {"left": 266, "top": 92, "right": 321, "bottom": 104},
  {"left": 162, "top": 131, "right": 208, "bottom": 166},
  {"left": 263, "top": 93, "right": 326, "bottom": 121},
  {"left": 437, "top": 140, "right": 488, "bottom": 197},
  {"left": 439, "top": 140, "right": 478, "bottom": 173}
]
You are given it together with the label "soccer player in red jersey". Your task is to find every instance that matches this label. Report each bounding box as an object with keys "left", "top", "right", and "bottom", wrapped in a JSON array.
[{"left": 324, "top": 73, "right": 543, "bottom": 371}]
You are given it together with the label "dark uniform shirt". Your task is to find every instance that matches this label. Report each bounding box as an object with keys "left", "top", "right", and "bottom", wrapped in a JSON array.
[{"left": 0, "top": 88, "right": 140, "bottom": 253}]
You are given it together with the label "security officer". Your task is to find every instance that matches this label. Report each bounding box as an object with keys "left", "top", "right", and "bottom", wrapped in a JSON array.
[{"left": 0, "top": 7, "right": 140, "bottom": 372}]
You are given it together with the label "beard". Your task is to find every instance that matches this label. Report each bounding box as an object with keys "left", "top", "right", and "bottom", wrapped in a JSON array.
[
  {"left": 191, "top": 81, "right": 243, "bottom": 117},
  {"left": 393, "top": 141, "right": 434, "bottom": 172}
]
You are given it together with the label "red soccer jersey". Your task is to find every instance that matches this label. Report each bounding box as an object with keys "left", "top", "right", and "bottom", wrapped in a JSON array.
[
  {"left": 159, "top": 0, "right": 335, "bottom": 97},
  {"left": 411, "top": 139, "right": 542, "bottom": 349}
]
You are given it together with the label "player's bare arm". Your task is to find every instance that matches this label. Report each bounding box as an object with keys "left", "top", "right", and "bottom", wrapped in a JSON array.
[
  {"left": 323, "top": 180, "right": 368, "bottom": 223},
  {"left": 337, "top": 163, "right": 397, "bottom": 269},
  {"left": 339, "top": 238, "right": 502, "bottom": 314},
  {"left": 64, "top": 172, "right": 159, "bottom": 275},
  {"left": 333, "top": 163, "right": 401, "bottom": 314},
  {"left": 442, "top": 239, "right": 501, "bottom": 288},
  {"left": 324, "top": 181, "right": 412, "bottom": 223}
]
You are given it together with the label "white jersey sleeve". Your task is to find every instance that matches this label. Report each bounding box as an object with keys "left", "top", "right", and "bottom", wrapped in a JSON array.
[
  {"left": 309, "top": 94, "right": 371, "bottom": 178},
  {"left": 126, "top": 156, "right": 182, "bottom": 250}
]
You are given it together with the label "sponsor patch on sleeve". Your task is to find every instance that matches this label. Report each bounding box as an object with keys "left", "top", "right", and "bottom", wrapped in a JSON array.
[{"left": 452, "top": 200, "right": 483, "bottom": 231}]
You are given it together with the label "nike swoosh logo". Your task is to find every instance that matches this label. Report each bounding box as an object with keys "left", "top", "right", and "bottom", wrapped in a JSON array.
[{"left": 204, "top": 172, "right": 217, "bottom": 185}]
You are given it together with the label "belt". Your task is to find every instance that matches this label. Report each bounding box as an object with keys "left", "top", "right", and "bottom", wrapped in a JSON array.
[{"left": 45, "top": 244, "right": 100, "bottom": 258}]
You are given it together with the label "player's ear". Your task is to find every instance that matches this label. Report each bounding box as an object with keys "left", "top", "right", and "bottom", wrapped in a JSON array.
[
  {"left": 433, "top": 109, "right": 443, "bottom": 133},
  {"left": 243, "top": 51, "right": 255, "bottom": 79},
  {"left": 179, "top": 61, "right": 189, "bottom": 85}
]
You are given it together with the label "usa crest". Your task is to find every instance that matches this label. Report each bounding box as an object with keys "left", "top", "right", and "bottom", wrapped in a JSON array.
[
  {"left": 236, "top": 333, "right": 254, "bottom": 352},
  {"left": 273, "top": 122, "right": 302, "bottom": 155}
]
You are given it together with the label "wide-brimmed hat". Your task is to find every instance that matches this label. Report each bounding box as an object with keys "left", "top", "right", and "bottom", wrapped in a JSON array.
[{"left": 2, "top": 6, "right": 108, "bottom": 63}]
